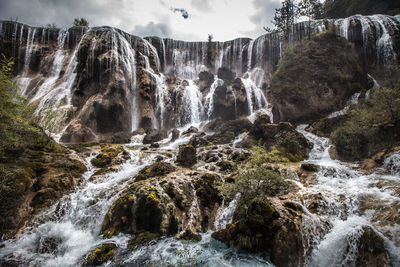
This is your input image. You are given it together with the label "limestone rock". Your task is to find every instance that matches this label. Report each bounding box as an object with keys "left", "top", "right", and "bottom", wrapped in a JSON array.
[{"left": 176, "top": 145, "right": 197, "bottom": 167}]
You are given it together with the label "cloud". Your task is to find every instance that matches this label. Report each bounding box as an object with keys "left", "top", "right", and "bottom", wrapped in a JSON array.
[
  {"left": 131, "top": 21, "right": 172, "bottom": 37},
  {"left": 246, "top": 0, "right": 281, "bottom": 37},
  {"left": 190, "top": 0, "right": 213, "bottom": 13},
  {"left": 171, "top": 8, "right": 189, "bottom": 19}
]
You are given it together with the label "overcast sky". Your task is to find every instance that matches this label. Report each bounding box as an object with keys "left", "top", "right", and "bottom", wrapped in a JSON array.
[{"left": 0, "top": 0, "right": 282, "bottom": 41}]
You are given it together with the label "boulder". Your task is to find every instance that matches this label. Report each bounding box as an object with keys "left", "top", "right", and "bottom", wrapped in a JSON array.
[
  {"left": 217, "top": 67, "right": 236, "bottom": 82},
  {"left": 199, "top": 71, "right": 214, "bottom": 82},
  {"left": 212, "top": 197, "right": 303, "bottom": 267},
  {"left": 301, "top": 163, "right": 318, "bottom": 172},
  {"left": 270, "top": 29, "right": 366, "bottom": 124},
  {"left": 204, "top": 118, "right": 252, "bottom": 145},
  {"left": 60, "top": 122, "right": 97, "bottom": 143},
  {"left": 183, "top": 126, "right": 198, "bottom": 135},
  {"left": 170, "top": 128, "right": 180, "bottom": 142},
  {"left": 100, "top": 131, "right": 131, "bottom": 144},
  {"left": 347, "top": 226, "right": 390, "bottom": 267},
  {"left": 249, "top": 114, "right": 312, "bottom": 161},
  {"left": 134, "top": 162, "right": 176, "bottom": 181},
  {"left": 84, "top": 243, "right": 116, "bottom": 266},
  {"left": 143, "top": 129, "right": 163, "bottom": 144},
  {"left": 176, "top": 145, "right": 197, "bottom": 167}
]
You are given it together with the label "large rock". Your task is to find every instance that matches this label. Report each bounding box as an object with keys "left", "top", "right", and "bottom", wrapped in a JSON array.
[
  {"left": 344, "top": 226, "right": 391, "bottom": 266},
  {"left": 102, "top": 169, "right": 223, "bottom": 238},
  {"left": 217, "top": 67, "right": 236, "bottom": 82},
  {"left": 249, "top": 114, "right": 312, "bottom": 161},
  {"left": 176, "top": 144, "right": 197, "bottom": 167},
  {"left": 212, "top": 198, "right": 303, "bottom": 267},
  {"left": 134, "top": 162, "right": 176, "bottom": 181},
  {"left": 143, "top": 129, "right": 163, "bottom": 144},
  {"left": 204, "top": 118, "right": 252, "bottom": 145},
  {"left": 0, "top": 138, "right": 86, "bottom": 239},
  {"left": 84, "top": 243, "right": 116, "bottom": 266},
  {"left": 270, "top": 28, "right": 367, "bottom": 124}
]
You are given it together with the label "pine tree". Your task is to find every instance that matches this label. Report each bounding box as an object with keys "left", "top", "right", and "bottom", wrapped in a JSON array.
[
  {"left": 299, "top": 0, "right": 323, "bottom": 39},
  {"left": 73, "top": 18, "right": 89, "bottom": 27},
  {"left": 265, "top": 0, "right": 297, "bottom": 42}
]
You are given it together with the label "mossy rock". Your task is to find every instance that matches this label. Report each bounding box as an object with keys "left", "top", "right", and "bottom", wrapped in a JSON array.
[
  {"left": 164, "top": 182, "right": 184, "bottom": 209},
  {"left": 301, "top": 163, "right": 318, "bottom": 172},
  {"left": 134, "top": 162, "right": 175, "bottom": 181},
  {"left": 178, "top": 229, "right": 202, "bottom": 242},
  {"left": 84, "top": 243, "right": 116, "bottom": 266},
  {"left": 128, "top": 232, "right": 159, "bottom": 249},
  {"left": 270, "top": 28, "right": 366, "bottom": 124},
  {"left": 135, "top": 188, "right": 163, "bottom": 234},
  {"left": 91, "top": 144, "right": 124, "bottom": 168},
  {"left": 176, "top": 144, "right": 197, "bottom": 167},
  {"left": 91, "top": 153, "right": 112, "bottom": 168},
  {"left": 195, "top": 173, "right": 222, "bottom": 209}
]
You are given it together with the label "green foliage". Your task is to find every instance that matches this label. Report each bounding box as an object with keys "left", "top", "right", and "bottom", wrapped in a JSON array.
[
  {"left": 323, "top": 0, "right": 400, "bottom": 18},
  {"left": 73, "top": 18, "right": 89, "bottom": 27},
  {"left": 219, "top": 145, "right": 289, "bottom": 204},
  {"left": 298, "top": 0, "right": 323, "bottom": 39},
  {"left": 0, "top": 55, "right": 56, "bottom": 158},
  {"left": 84, "top": 243, "right": 116, "bottom": 266},
  {"left": 45, "top": 23, "right": 57, "bottom": 29},
  {"left": 271, "top": 26, "right": 363, "bottom": 105},
  {"left": 332, "top": 65, "right": 400, "bottom": 161},
  {"left": 266, "top": 0, "right": 297, "bottom": 41}
]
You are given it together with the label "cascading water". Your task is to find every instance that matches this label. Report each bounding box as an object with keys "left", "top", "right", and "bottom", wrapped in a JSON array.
[
  {"left": 327, "top": 92, "right": 361, "bottom": 119},
  {"left": 295, "top": 125, "right": 400, "bottom": 266},
  {"left": 0, "top": 148, "right": 156, "bottom": 266},
  {"left": 181, "top": 80, "right": 205, "bottom": 125},
  {"left": 204, "top": 77, "right": 224, "bottom": 119}
]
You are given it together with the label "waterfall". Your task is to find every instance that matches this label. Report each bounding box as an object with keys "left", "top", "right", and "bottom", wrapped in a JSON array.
[
  {"left": 383, "top": 151, "right": 400, "bottom": 176},
  {"left": 241, "top": 69, "right": 271, "bottom": 121},
  {"left": 327, "top": 92, "right": 361, "bottom": 119},
  {"left": 214, "top": 193, "right": 240, "bottom": 231},
  {"left": 0, "top": 149, "right": 156, "bottom": 266},
  {"left": 17, "top": 27, "right": 37, "bottom": 95},
  {"left": 296, "top": 125, "right": 400, "bottom": 265},
  {"left": 204, "top": 78, "right": 224, "bottom": 119},
  {"left": 187, "top": 183, "right": 201, "bottom": 231},
  {"left": 247, "top": 39, "right": 254, "bottom": 72},
  {"left": 181, "top": 80, "right": 205, "bottom": 125}
]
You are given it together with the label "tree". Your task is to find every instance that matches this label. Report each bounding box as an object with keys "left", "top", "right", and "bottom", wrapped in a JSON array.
[
  {"left": 206, "top": 34, "right": 214, "bottom": 69},
  {"left": 73, "top": 18, "right": 89, "bottom": 27},
  {"left": 298, "top": 0, "right": 323, "bottom": 40},
  {"left": 45, "top": 23, "right": 57, "bottom": 29},
  {"left": 265, "top": 0, "right": 297, "bottom": 42}
]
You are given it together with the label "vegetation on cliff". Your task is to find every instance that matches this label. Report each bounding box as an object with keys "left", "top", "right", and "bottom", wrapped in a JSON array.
[
  {"left": 323, "top": 0, "right": 400, "bottom": 18},
  {"left": 270, "top": 25, "right": 366, "bottom": 123},
  {"left": 0, "top": 57, "right": 86, "bottom": 238},
  {"left": 332, "top": 66, "right": 400, "bottom": 161}
]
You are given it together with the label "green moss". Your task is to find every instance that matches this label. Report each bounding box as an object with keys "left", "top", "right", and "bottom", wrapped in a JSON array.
[
  {"left": 84, "top": 243, "right": 116, "bottom": 266},
  {"left": 270, "top": 27, "right": 365, "bottom": 123},
  {"left": 195, "top": 173, "right": 222, "bottom": 209},
  {"left": 331, "top": 68, "right": 400, "bottom": 161},
  {"left": 128, "top": 232, "right": 159, "bottom": 249},
  {"left": 179, "top": 229, "right": 202, "bottom": 242},
  {"left": 134, "top": 162, "right": 175, "bottom": 182}
]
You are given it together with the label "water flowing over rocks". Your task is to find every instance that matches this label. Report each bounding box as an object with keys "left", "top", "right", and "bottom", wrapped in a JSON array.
[
  {"left": 0, "top": 13, "right": 400, "bottom": 267},
  {"left": 1, "top": 15, "right": 399, "bottom": 140}
]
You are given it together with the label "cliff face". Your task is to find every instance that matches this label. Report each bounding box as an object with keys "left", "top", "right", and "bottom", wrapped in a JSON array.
[{"left": 0, "top": 15, "right": 399, "bottom": 143}]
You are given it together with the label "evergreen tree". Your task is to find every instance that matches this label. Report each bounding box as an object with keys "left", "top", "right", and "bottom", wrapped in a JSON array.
[
  {"left": 299, "top": 0, "right": 323, "bottom": 40},
  {"left": 73, "top": 18, "right": 89, "bottom": 27},
  {"left": 206, "top": 34, "right": 214, "bottom": 69},
  {"left": 265, "top": 0, "right": 297, "bottom": 42}
]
